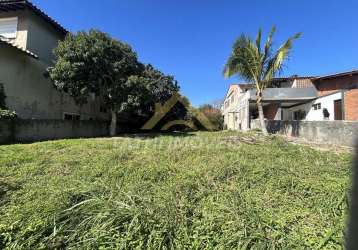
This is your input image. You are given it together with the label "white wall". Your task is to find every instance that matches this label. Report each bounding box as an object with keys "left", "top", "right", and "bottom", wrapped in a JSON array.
[
  {"left": 222, "top": 89, "right": 250, "bottom": 130},
  {"left": 282, "top": 92, "right": 343, "bottom": 121}
]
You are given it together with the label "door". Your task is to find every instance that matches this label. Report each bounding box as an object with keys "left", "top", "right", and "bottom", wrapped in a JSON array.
[{"left": 334, "top": 99, "right": 342, "bottom": 120}]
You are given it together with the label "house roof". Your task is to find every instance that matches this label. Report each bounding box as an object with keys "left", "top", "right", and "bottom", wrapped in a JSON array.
[
  {"left": 313, "top": 69, "right": 358, "bottom": 81},
  {"left": 0, "top": 0, "right": 68, "bottom": 35},
  {"left": 225, "top": 69, "right": 358, "bottom": 98},
  {"left": 271, "top": 76, "right": 315, "bottom": 82},
  {"left": 0, "top": 36, "right": 38, "bottom": 58},
  {"left": 238, "top": 83, "right": 255, "bottom": 90}
]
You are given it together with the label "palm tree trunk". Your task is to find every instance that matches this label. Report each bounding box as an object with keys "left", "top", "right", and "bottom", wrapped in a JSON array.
[
  {"left": 256, "top": 92, "right": 268, "bottom": 135},
  {"left": 110, "top": 109, "right": 117, "bottom": 137}
]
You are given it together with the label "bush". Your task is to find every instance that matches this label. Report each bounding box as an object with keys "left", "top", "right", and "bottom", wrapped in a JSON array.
[
  {"left": 0, "top": 83, "right": 17, "bottom": 120},
  {"left": 0, "top": 109, "right": 17, "bottom": 120},
  {"left": 198, "top": 104, "right": 223, "bottom": 130}
]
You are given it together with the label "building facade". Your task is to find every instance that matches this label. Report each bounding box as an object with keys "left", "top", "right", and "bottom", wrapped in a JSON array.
[
  {"left": 222, "top": 70, "right": 358, "bottom": 130},
  {"left": 0, "top": 0, "right": 109, "bottom": 121}
]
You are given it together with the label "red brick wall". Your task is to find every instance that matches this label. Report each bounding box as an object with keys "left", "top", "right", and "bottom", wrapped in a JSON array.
[
  {"left": 294, "top": 79, "right": 314, "bottom": 88},
  {"left": 313, "top": 75, "right": 358, "bottom": 96},
  {"left": 344, "top": 89, "right": 358, "bottom": 121},
  {"left": 264, "top": 104, "right": 279, "bottom": 120}
]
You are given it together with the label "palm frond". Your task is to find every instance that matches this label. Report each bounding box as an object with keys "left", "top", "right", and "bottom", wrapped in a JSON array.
[
  {"left": 255, "top": 28, "right": 262, "bottom": 55},
  {"left": 223, "top": 35, "right": 257, "bottom": 82},
  {"left": 263, "top": 32, "right": 301, "bottom": 82},
  {"left": 262, "top": 26, "right": 275, "bottom": 66},
  {"left": 224, "top": 26, "right": 301, "bottom": 91}
]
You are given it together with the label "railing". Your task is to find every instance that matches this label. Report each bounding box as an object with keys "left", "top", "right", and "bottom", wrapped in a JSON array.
[{"left": 248, "top": 87, "right": 318, "bottom": 101}]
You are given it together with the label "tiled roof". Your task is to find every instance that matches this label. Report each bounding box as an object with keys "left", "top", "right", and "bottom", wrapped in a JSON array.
[
  {"left": 271, "top": 76, "right": 316, "bottom": 82},
  {"left": 0, "top": 36, "right": 38, "bottom": 58},
  {"left": 313, "top": 69, "right": 358, "bottom": 80},
  {"left": 0, "top": 0, "right": 68, "bottom": 35}
]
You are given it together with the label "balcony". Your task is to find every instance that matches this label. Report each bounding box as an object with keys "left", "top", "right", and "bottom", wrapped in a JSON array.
[{"left": 248, "top": 87, "right": 318, "bottom": 102}]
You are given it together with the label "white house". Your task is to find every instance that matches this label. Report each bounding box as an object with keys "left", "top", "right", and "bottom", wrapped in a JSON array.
[{"left": 222, "top": 70, "right": 358, "bottom": 130}]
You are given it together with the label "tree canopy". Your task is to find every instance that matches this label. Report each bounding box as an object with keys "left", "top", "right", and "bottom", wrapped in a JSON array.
[{"left": 48, "top": 29, "right": 180, "bottom": 135}]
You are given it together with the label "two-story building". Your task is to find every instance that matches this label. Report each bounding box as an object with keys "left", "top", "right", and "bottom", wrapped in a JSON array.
[
  {"left": 0, "top": 0, "right": 109, "bottom": 120},
  {"left": 222, "top": 70, "right": 358, "bottom": 130}
]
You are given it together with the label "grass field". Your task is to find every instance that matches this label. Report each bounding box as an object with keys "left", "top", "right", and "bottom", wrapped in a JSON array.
[{"left": 0, "top": 131, "right": 352, "bottom": 249}]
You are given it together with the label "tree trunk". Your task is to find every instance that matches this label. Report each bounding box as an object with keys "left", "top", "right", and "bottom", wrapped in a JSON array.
[
  {"left": 110, "top": 109, "right": 117, "bottom": 137},
  {"left": 257, "top": 93, "right": 268, "bottom": 135}
]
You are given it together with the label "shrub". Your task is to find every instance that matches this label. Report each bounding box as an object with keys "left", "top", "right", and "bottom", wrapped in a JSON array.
[
  {"left": 0, "top": 83, "right": 17, "bottom": 120},
  {"left": 198, "top": 104, "right": 223, "bottom": 130},
  {"left": 0, "top": 109, "right": 17, "bottom": 120}
]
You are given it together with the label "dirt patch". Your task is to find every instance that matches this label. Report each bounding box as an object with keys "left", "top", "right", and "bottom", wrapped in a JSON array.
[
  {"left": 223, "top": 134, "right": 272, "bottom": 145},
  {"left": 223, "top": 133, "right": 353, "bottom": 154},
  {"left": 282, "top": 135, "right": 353, "bottom": 153}
]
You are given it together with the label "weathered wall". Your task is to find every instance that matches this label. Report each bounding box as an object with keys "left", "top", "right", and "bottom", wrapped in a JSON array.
[
  {"left": 25, "top": 10, "right": 65, "bottom": 64},
  {"left": 251, "top": 119, "right": 358, "bottom": 147},
  {"left": 0, "top": 119, "right": 109, "bottom": 144},
  {"left": 0, "top": 120, "right": 14, "bottom": 144},
  {"left": 223, "top": 90, "right": 250, "bottom": 131},
  {"left": 0, "top": 46, "right": 109, "bottom": 120}
]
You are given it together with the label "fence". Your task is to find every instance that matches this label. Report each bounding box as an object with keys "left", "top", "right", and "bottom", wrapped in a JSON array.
[
  {"left": 0, "top": 119, "right": 109, "bottom": 144},
  {"left": 251, "top": 120, "right": 358, "bottom": 147}
]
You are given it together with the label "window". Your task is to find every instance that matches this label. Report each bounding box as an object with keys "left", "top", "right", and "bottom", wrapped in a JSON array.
[
  {"left": 63, "top": 113, "right": 80, "bottom": 121},
  {"left": 293, "top": 110, "right": 306, "bottom": 120},
  {"left": 0, "top": 17, "right": 18, "bottom": 39},
  {"left": 312, "top": 103, "right": 321, "bottom": 110}
]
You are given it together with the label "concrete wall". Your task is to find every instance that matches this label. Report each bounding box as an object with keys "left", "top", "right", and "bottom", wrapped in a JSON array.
[
  {"left": 25, "top": 10, "right": 64, "bottom": 64},
  {"left": 251, "top": 119, "right": 358, "bottom": 147},
  {"left": 0, "top": 120, "right": 14, "bottom": 144},
  {"left": 0, "top": 119, "right": 109, "bottom": 144},
  {"left": 248, "top": 87, "right": 318, "bottom": 101},
  {"left": 0, "top": 45, "right": 109, "bottom": 121}
]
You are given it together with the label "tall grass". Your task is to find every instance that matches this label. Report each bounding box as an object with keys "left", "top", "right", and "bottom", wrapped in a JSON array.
[{"left": 0, "top": 132, "right": 352, "bottom": 249}]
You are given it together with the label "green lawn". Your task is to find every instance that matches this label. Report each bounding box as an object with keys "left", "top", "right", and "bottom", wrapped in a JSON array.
[{"left": 0, "top": 131, "right": 352, "bottom": 249}]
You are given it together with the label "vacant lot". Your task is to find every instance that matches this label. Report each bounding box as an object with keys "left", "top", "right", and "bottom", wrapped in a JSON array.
[{"left": 0, "top": 132, "right": 352, "bottom": 249}]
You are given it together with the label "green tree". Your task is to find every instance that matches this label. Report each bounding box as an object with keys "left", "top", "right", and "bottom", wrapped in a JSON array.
[
  {"left": 113, "top": 64, "right": 180, "bottom": 130},
  {"left": 139, "top": 64, "right": 179, "bottom": 115},
  {"left": 223, "top": 27, "right": 301, "bottom": 135},
  {"left": 48, "top": 30, "right": 142, "bottom": 136},
  {"left": 198, "top": 104, "right": 223, "bottom": 130}
]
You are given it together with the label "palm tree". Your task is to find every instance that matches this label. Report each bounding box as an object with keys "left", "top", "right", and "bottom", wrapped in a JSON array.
[{"left": 223, "top": 27, "right": 301, "bottom": 135}]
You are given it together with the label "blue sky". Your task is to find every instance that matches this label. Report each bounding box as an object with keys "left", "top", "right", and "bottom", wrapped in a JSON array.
[{"left": 32, "top": 0, "right": 358, "bottom": 106}]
